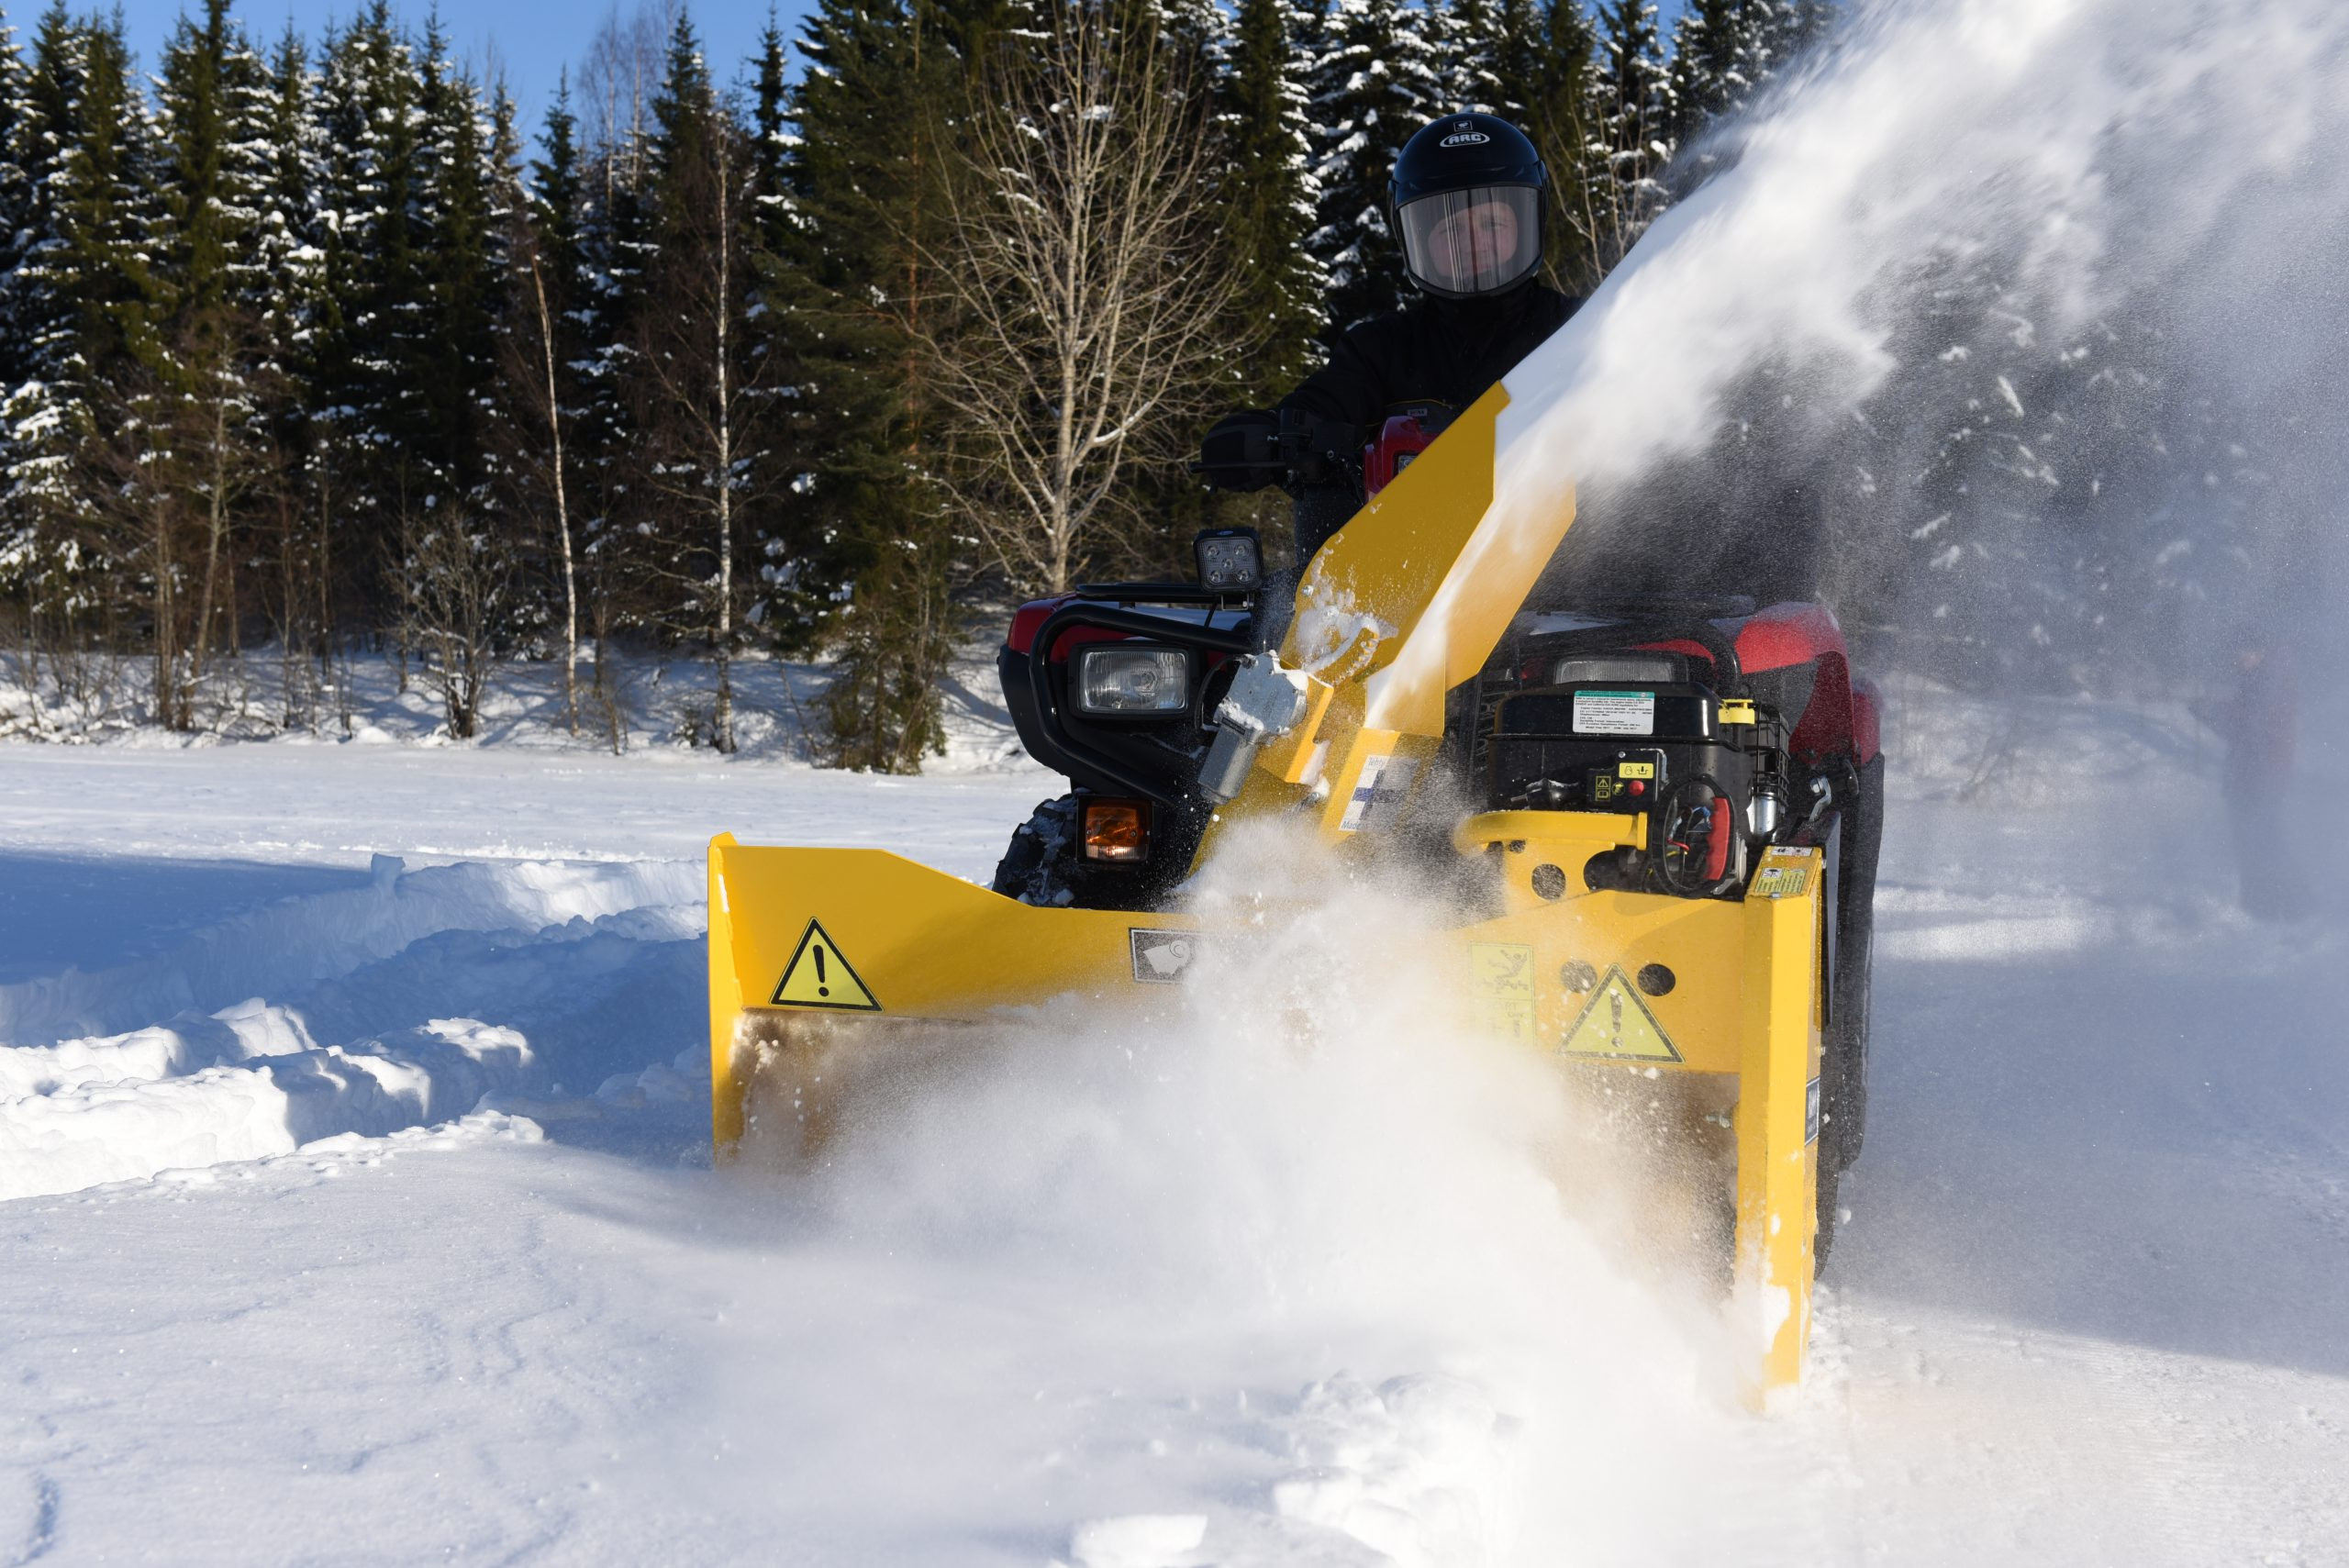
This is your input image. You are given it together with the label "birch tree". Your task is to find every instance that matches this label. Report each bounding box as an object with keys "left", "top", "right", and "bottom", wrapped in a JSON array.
[
  {"left": 631, "top": 16, "right": 766, "bottom": 752},
  {"left": 928, "top": 0, "right": 1237, "bottom": 595}
]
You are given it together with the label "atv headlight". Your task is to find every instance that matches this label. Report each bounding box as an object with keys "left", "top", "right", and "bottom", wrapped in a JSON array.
[{"left": 1077, "top": 646, "right": 1190, "bottom": 715}]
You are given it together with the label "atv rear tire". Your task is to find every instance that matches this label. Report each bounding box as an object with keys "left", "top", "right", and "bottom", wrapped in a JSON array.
[{"left": 1814, "top": 753, "right": 1884, "bottom": 1274}]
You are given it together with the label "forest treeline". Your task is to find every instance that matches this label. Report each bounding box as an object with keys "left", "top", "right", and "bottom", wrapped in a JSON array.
[
  {"left": 0, "top": 0, "right": 2266, "bottom": 761},
  {"left": 0, "top": 0, "right": 1834, "bottom": 757}
]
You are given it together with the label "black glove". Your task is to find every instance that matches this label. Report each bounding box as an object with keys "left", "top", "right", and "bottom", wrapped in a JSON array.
[{"left": 1196, "top": 410, "right": 1283, "bottom": 491}]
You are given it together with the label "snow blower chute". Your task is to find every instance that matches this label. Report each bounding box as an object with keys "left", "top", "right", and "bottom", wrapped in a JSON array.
[{"left": 707, "top": 385, "right": 1883, "bottom": 1406}]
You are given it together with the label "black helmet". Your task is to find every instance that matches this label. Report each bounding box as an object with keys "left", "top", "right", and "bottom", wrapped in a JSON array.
[{"left": 1388, "top": 111, "right": 1549, "bottom": 300}]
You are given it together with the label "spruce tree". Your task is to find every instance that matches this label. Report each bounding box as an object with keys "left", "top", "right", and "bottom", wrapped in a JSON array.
[
  {"left": 632, "top": 13, "right": 776, "bottom": 751},
  {"left": 1670, "top": 0, "right": 1828, "bottom": 136},
  {"left": 1488, "top": 0, "right": 1600, "bottom": 293},
  {"left": 1438, "top": 0, "right": 1505, "bottom": 113},
  {"left": 506, "top": 76, "right": 589, "bottom": 730},
  {"left": 250, "top": 21, "right": 333, "bottom": 720},
  {"left": 747, "top": 11, "right": 793, "bottom": 260},
  {"left": 410, "top": 21, "right": 501, "bottom": 506},
  {"left": 253, "top": 24, "right": 319, "bottom": 384},
  {"left": 1308, "top": 0, "right": 1448, "bottom": 329},
  {"left": 0, "top": 7, "right": 39, "bottom": 633},
  {"left": 777, "top": 0, "right": 983, "bottom": 771},
  {"left": 309, "top": 3, "right": 427, "bottom": 628},
  {"left": 5, "top": 7, "right": 165, "bottom": 660},
  {"left": 151, "top": 0, "right": 280, "bottom": 713},
  {"left": 1584, "top": 0, "right": 1675, "bottom": 271},
  {"left": 154, "top": 0, "right": 273, "bottom": 326},
  {"left": 531, "top": 78, "right": 584, "bottom": 295},
  {"left": 1214, "top": 0, "right": 1326, "bottom": 402}
]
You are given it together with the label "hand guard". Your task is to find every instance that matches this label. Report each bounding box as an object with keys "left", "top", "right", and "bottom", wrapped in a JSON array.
[{"left": 1195, "top": 410, "right": 1284, "bottom": 491}]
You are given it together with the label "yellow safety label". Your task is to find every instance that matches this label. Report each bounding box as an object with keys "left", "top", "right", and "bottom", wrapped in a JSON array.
[
  {"left": 1617, "top": 762, "right": 1655, "bottom": 779},
  {"left": 1560, "top": 965, "right": 1682, "bottom": 1062},
  {"left": 1468, "top": 941, "right": 1537, "bottom": 1045},
  {"left": 771, "top": 918, "right": 882, "bottom": 1010},
  {"left": 1752, "top": 848, "right": 1813, "bottom": 900}
]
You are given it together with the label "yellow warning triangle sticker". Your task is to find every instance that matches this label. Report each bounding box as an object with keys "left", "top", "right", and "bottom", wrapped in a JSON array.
[
  {"left": 770, "top": 919, "right": 882, "bottom": 1011},
  {"left": 1560, "top": 965, "right": 1681, "bottom": 1062}
]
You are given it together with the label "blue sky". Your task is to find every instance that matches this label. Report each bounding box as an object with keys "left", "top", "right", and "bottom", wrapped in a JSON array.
[
  {"left": 102, "top": 0, "right": 1690, "bottom": 150},
  {"left": 103, "top": 1, "right": 792, "bottom": 138}
]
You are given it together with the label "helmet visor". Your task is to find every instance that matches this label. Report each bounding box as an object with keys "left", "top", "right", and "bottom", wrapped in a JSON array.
[{"left": 1397, "top": 185, "right": 1542, "bottom": 296}]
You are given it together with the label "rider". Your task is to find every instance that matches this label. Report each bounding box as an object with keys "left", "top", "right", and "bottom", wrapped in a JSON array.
[{"left": 1200, "top": 111, "right": 1580, "bottom": 562}]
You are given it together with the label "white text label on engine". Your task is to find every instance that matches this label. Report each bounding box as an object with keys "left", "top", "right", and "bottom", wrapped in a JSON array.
[{"left": 1572, "top": 690, "right": 1656, "bottom": 736}]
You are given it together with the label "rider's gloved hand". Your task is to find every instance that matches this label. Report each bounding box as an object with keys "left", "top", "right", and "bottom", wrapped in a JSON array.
[{"left": 1197, "top": 410, "right": 1283, "bottom": 491}]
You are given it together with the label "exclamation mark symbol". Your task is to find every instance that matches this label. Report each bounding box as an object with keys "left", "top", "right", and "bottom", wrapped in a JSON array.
[
  {"left": 814, "top": 944, "right": 829, "bottom": 998},
  {"left": 1609, "top": 988, "right": 1622, "bottom": 1047}
]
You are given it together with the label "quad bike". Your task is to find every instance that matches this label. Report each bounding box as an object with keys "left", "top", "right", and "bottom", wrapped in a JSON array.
[{"left": 707, "top": 385, "right": 1883, "bottom": 1406}]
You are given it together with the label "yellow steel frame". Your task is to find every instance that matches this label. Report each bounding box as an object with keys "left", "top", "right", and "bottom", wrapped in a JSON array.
[{"left": 707, "top": 383, "right": 1827, "bottom": 1402}]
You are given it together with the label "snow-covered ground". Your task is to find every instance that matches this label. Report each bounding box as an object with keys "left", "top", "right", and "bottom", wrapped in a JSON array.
[
  {"left": 3, "top": 683, "right": 2345, "bottom": 1565},
  {"left": 0, "top": 640, "right": 1031, "bottom": 771}
]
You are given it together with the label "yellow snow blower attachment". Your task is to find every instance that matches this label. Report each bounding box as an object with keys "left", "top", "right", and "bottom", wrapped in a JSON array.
[{"left": 709, "top": 384, "right": 1875, "bottom": 1407}]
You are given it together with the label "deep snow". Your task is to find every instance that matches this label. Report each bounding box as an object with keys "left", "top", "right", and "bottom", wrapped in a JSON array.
[
  {"left": 13, "top": 0, "right": 2349, "bottom": 1548},
  {"left": 2, "top": 677, "right": 2344, "bottom": 1566}
]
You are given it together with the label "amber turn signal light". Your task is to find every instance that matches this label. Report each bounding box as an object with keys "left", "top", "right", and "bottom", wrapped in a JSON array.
[{"left": 1081, "top": 799, "right": 1150, "bottom": 863}]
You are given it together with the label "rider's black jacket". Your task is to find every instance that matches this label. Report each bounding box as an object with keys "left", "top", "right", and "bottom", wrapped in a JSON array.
[
  {"left": 1276, "top": 283, "right": 1579, "bottom": 561},
  {"left": 1280, "top": 282, "right": 1579, "bottom": 433}
]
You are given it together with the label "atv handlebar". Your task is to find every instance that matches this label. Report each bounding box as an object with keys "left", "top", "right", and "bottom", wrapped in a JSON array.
[{"left": 1192, "top": 408, "right": 1361, "bottom": 494}]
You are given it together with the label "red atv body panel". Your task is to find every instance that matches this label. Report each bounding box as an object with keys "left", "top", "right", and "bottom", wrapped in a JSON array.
[{"left": 1636, "top": 602, "right": 1879, "bottom": 766}]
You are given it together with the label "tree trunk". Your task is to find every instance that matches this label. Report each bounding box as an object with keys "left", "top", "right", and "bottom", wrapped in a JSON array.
[
  {"left": 529, "top": 259, "right": 581, "bottom": 736},
  {"left": 190, "top": 394, "right": 230, "bottom": 690},
  {"left": 152, "top": 501, "right": 181, "bottom": 731},
  {"left": 712, "top": 157, "right": 736, "bottom": 755}
]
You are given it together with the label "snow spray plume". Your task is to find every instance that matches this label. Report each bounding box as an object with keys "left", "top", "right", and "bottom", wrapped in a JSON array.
[
  {"left": 759, "top": 822, "right": 1757, "bottom": 1564},
  {"left": 1466, "top": 0, "right": 2349, "bottom": 692}
]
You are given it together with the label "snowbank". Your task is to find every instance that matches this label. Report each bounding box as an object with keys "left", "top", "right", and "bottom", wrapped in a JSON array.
[{"left": 0, "top": 854, "right": 705, "bottom": 1201}]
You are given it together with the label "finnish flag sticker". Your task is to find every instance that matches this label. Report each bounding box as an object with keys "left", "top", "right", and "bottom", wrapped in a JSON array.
[{"left": 1340, "top": 753, "right": 1418, "bottom": 833}]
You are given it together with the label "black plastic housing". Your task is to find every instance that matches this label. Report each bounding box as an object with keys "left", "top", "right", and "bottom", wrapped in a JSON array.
[{"left": 1489, "top": 681, "right": 1748, "bottom": 813}]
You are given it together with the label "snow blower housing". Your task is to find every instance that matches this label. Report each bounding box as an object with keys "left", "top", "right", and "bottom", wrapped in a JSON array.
[{"left": 708, "top": 383, "right": 1882, "bottom": 1407}]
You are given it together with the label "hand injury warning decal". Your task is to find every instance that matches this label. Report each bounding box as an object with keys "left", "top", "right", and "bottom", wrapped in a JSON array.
[
  {"left": 1468, "top": 942, "right": 1537, "bottom": 1044},
  {"left": 1560, "top": 964, "right": 1682, "bottom": 1062},
  {"left": 771, "top": 919, "right": 882, "bottom": 1010}
]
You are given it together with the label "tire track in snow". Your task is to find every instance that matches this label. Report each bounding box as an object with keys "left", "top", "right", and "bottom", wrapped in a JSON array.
[{"left": 1, "top": 1471, "right": 57, "bottom": 1567}]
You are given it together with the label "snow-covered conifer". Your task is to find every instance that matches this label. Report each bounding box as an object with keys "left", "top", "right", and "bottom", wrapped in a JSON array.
[
  {"left": 1581, "top": 0, "right": 1675, "bottom": 271},
  {"left": 1308, "top": 0, "right": 1449, "bottom": 328},
  {"left": 1436, "top": 0, "right": 1505, "bottom": 115},
  {"left": 3, "top": 8, "right": 164, "bottom": 651},
  {"left": 1216, "top": 0, "right": 1329, "bottom": 398}
]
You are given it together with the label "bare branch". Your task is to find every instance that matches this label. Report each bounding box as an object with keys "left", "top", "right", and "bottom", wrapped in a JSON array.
[{"left": 918, "top": 3, "right": 1241, "bottom": 595}]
